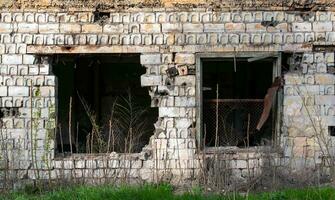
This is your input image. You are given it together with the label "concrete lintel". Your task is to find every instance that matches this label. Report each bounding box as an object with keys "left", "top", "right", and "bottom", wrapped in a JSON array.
[
  {"left": 27, "top": 45, "right": 160, "bottom": 54},
  {"left": 170, "top": 44, "right": 313, "bottom": 53}
]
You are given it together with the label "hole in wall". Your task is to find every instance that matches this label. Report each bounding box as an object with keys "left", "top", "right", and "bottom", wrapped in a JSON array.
[
  {"left": 93, "top": 9, "right": 110, "bottom": 25},
  {"left": 52, "top": 54, "right": 157, "bottom": 155}
]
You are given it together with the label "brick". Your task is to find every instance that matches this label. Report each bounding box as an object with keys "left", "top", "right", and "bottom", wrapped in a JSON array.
[
  {"left": 82, "top": 24, "right": 102, "bottom": 33},
  {"left": 315, "top": 74, "right": 335, "bottom": 84},
  {"left": 140, "top": 24, "right": 161, "bottom": 33},
  {"left": 312, "top": 22, "right": 333, "bottom": 32},
  {"left": 204, "top": 24, "right": 225, "bottom": 32},
  {"left": 295, "top": 85, "right": 320, "bottom": 95},
  {"left": 75, "top": 160, "right": 85, "bottom": 169},
  {"left": 235, "top": 160, "right": 247, "bottom": 168},
  {"left": 60, "top": 24, "right": 81, "bottom": 33},
  {"left": 39, "top": 86, "right": 55, "bottom": 97},
  {"left": 316, "top": 12, "right": 330, "bottom": 21},
  {"left": 0, "top": 44, "right": 5, "bottom": 54},
  {"left": 8, "top": 86, "right": 29, "bottom": 96},
  {"left": 174, "top": 76, "right": 195, "bottom": 86},
  {"left": 38, "top": 23, "right": 59, "bottom": 33},
  {"left": 162, "top": 23, "right": 182, "bottom": 33},
  {"left": 183, "top": 23, "right": 203, "bottom": 33},
  {"left": 103, "top": 24, "right": 124, "bottom": 33},
  {"left": 2, "top": 55, "right": 23, "bottom": 64},
  {"left": 45, "top": 76, "right": 55, "bottom": 85},
  {"left": 141, "top": 75, "right": 162, "bottom": 86},
  {"left": 1, "top": 13, "right": 12, "bottom": 22},
  {"left": 175, "top": 53, "right": 195, "bottom": 64},
  {"left": 140, "top": 54, "right": 161, "bottom": 65},
  {"left": 23, "top": 55, "right": 36, "bottom": 64},
  {"left": 268, "top": 23, "right": 288, "bottom": 32},
  {"left": 224, "top": 23, "right": 245, "bottom": 32},
  {"left": 292, "top": 22, "right": 312, "bottom": 32},
  {"left": 63, "top": 160, "right": 74, "bottom": 169},
  {"left": 159, "top": 107, "right": 180, "bottom": 117},
  {"left": 316, "top": 63, "right": 327, "bottom": 73},
  {"left": 0, "top": 23, "right": 12, "bottom": 33},
  {"left": 246, "top": 23, "right": 266, "bottom": 32},
  {"left": 29, "top": 65, "right": 39, "bottom": 75},
  {"left": 326, "top": 32, "right": 335, "bottom": 42},
  {"left": 325, "top": 53, "right": 335, "bottom": 64},
  {"left": 108, "top": 160, "right": 119, "bottom": 168},
  {"left": 17, "top": 23, "right": 38, "bottom": 33},
  {"left": 39, "top": 64, "right": 50, "bottom": 75},
  {"left": 86, "top": 160, "right": 97, "bottom": 168},
  {"left": 175, "top": 118, "right": 192, "bottom": 128},
  {"left": 315, "top": 96, "right": 335, "bottom": 105},
  {"left": 284, "top": 73, "right": 303, "bottom": 85},
  {"left": 0, "top": 87, "right": 7, "bottom": 96}
]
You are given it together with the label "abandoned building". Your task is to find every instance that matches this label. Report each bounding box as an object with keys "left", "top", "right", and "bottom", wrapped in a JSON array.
[{"left": 0, "top": 0, "right": 335, "bottom": 190}]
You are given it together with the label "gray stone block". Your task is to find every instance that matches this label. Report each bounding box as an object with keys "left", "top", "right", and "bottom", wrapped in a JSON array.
[{"left": 140, "top": 54, "right": 161, "bottom": 65}]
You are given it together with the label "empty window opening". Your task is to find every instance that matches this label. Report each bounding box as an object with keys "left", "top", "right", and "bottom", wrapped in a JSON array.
[
  {"left": 52, "top": 54, "right": 157, "bottom": 155},
  {"left": 329, "top": 126, "right": 335, "bottom": 137},
  {"left": 202, "top": 57, "right": 277, "bottom": 147}
]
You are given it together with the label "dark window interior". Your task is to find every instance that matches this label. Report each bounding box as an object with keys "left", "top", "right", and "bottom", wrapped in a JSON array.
[
  {"left": 202, "top": 58, "right": 275, "bottom": 147},
  {"left": 330, "top": 126, "right": 335, "bottom": 137},
  {"left": 53, "top": 54, "right": 157, "bottom": 154}
]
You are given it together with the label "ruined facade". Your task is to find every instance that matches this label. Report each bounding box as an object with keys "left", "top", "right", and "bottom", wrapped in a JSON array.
[{"left": 0, "top": 0, "right": 335, "bottom": 190}]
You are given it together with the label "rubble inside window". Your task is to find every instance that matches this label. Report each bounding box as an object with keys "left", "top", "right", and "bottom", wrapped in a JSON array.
[{"left": 52, "top": 54, "right": 157, "bottom": 155}]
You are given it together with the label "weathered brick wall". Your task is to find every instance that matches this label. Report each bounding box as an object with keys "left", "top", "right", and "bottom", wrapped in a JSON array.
[
  {"left": 0, "top": 7, "right": 334, "bottom": 189},
  {"left": 283, "top": 52, "right": 335, "bottom": 170}
]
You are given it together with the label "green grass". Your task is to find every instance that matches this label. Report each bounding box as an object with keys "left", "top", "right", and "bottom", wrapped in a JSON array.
[{"left": 1, "top": 184, "right": 335, "bottom": 200}]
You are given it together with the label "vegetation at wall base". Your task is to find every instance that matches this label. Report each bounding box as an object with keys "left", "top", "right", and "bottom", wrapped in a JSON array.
[{"left": 1, "top": 184, "right": 335, "bottom": 200}]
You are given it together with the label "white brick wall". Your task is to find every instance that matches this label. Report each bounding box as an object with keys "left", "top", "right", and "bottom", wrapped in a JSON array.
[{"left": 0, "top": 8, "right": 334, "bottom": 187}]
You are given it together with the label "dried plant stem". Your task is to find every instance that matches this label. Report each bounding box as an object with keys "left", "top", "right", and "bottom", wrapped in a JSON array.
[
  {"left": 112, "top": 130, "right": 115, "bottom": 152},
  {"left": 129, "top": 128, "right": 133, "bottom": 153},
  {"left": 215, "top": 83, "right": 219, "bottom": 147},
  {"left": 213, "top": 83, "right": 220, "bottom": 189},
  {"left": 247, "top": 113, "right": 250, "bottom": 148},
  {"left": 0, "top": 127, "right": 9, "bottom": 189},
  {"left": 233, "top": 47, "right": 237, "bottom": 72},
  {"left": 69, "top": 96, "right": 73, "bottom": 154},
  {"left": 76, "top": 122, "right": 79, "bottom": 153},
  {"left": 107, "top": 119, "right": 112, "bottom": 153},
  {"left": 91, "top": 131, "right": 94, "bottom": 154},
  {"left": 296, "top": 85, "right": 333, "bottom": 168},
  {"left": 30, "top": 81, "right": 34, "bottom": 165},
  {"left": 29, "top": 80, "right": 39, "bottom": 181},
  {"left": 246, "top": 114, "right": 251, "bottom": 183},
  {"left": 86, "top": 134, "right": 90, "bottom": 154},
  {"left": 202, "top": 123, "right": 207, "bottom": 185}
]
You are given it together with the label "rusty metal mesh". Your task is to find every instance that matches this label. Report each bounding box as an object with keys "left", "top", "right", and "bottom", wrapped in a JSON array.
[{"left": 203, "top": 99, "right": 264, "bottom": 147}]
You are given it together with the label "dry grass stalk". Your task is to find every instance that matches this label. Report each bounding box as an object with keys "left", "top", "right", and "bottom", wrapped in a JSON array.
[
  {"left": 107, "top": 120, "right": 111, "bottom": 153},
  {"left": 76, "top": 122, "right": 79, "bottom": 153},
  {"left": 58, "top": 124, "right": 64, "bottom": 154},
  {"left": 69, "top": 97, "right": 73, "bottom": 154}
]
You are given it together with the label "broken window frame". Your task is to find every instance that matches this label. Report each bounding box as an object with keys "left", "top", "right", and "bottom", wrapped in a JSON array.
[{"left": 195, "top": 52, "right": 283, "bottom": 149}]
